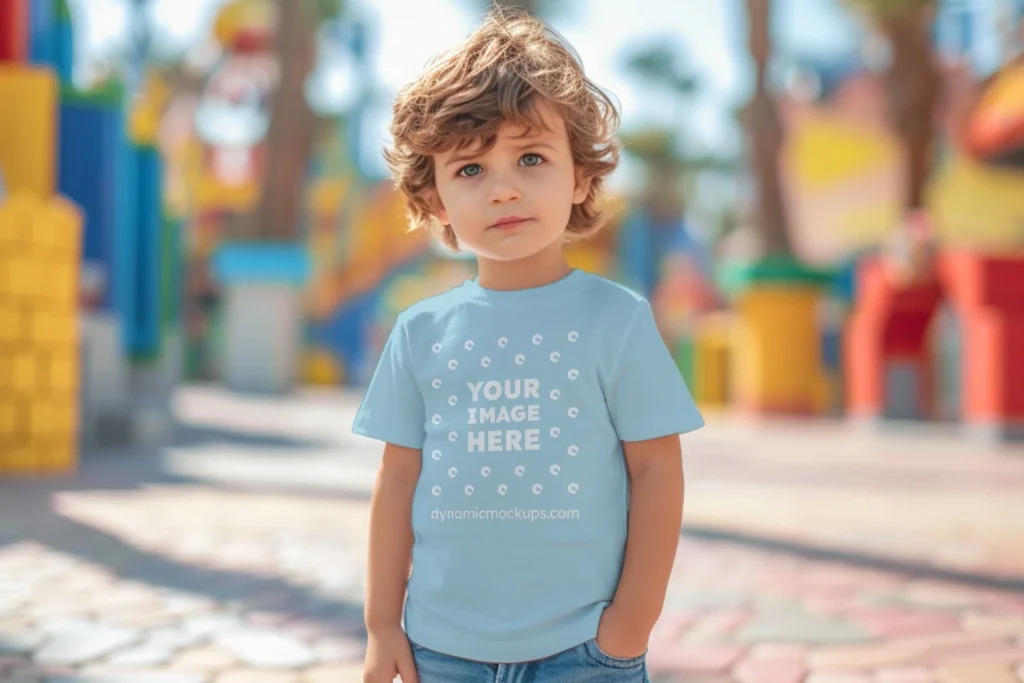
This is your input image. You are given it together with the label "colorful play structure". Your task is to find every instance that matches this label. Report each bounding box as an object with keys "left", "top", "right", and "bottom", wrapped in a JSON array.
[
  {"left": 3, "top": 2, "right": 1024, "bottom": 482},
  {"left": 840, "top": 56, "right": 1024, "bottom": 438},
  {"left": 0, "top": 0, "right": 181, "bottom": 476},
  {"left": 170, "top": 0, "right": 434, "bottom": 390},
  {"left": 683, "top": 46, "right": 1024, "bottom": 440},
  {"left": 170, "top": 0, "right": 719, "bottom": 392},
  {"left": 176, "top": 0, "right": 1024, "bottom": 442}
]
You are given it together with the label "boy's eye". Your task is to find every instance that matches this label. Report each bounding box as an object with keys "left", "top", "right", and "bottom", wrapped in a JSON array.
[
  {"left": 520, "top": 153, "right": 544, "bottom": 167},
  {"left": 458, "top": 164, "right": 483, "bottom": 177}
]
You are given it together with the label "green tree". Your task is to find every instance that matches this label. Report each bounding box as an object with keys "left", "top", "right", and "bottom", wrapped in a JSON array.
[
  {"left": 619, "top": 40, "right": 721, "bottom": 222},
  {"left": 622, "top": 39, "right": 700, "bottom": 132}
]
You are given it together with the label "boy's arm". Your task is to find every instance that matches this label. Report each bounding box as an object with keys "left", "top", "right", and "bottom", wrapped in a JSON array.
[
  {"left": 365, "top": 442, "right": 421, "bottom": 632},
  {"left": 599, "top": 434, "right": 684, "bottom": 654}
]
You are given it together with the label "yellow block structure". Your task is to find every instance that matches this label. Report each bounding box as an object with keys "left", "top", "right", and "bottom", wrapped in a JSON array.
[
  {"left": 731, "top": 285, "right": 830, "bottom": 414},
  {"left": 0, "top": 65, "right": 58, "bottom": 198},
  {"left": 0, "top": 193, "right": 82, "bottom": 476},
  {"left": 692, "top": 313, "right": 732, "bottom": 410}
]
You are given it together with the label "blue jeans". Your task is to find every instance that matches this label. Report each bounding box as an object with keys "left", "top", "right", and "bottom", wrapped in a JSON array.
[{"left": 410, "top": 638, "right": 650, "bottom": 682}]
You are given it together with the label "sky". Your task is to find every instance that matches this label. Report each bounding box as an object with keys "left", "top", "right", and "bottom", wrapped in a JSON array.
[
  {"left": 66, "top": 0, "right": 1010, "bottom": 186},
  {"left": 66, "top": 0, "right": 863, "bottom": 145}
]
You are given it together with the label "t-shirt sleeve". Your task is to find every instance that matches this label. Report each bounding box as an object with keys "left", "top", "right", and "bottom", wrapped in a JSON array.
[
  {"left": 606, "top": 301, "right": 705, "bottom": 442},
  {"left": 351, "top": 317, "right": 426, "bottom": 449}
]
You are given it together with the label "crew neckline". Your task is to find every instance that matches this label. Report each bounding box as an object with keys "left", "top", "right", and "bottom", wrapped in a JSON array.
[{"left": 463, "top": 268, "right": 588, "bottom": 305}]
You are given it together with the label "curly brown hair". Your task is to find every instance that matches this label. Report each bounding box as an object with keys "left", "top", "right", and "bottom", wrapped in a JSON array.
[{"left": 383, "top": 6, "right": 621, "bottom": 251}]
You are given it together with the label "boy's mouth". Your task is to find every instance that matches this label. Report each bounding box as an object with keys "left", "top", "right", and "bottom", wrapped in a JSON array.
[{"left": 488, "top": 215, "right": 532, "bottom": 230}]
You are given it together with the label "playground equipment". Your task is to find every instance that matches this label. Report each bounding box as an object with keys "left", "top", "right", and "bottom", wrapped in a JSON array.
[
  {"left": 185, "top": 0, "right": 304, "bottom": 393},
  {"left": 0, "top": 1, "right": 181, "bottom": 476},
  {"left": 717, "top": 258, "right": 834, "bottom": 415},
  {"left": 192, "top": 0, "right": 275, "bottom": 219},
  {"left": 965, "top": 59, "right": 1024, "bottom": 170},
  {"left": 687, "top": 313, "right": 731, "bottom": 410},
  {"left": 213, "top": 243, "right": 310, "bottom": 394},
  {"left": 842, "top": 52, "right": 1024, "bottom": 439},
  {"left": 59, "top": 72, "right": 180, "bottom": 446},
  {"left": 180, "top": 0, "right": 422, "bottom": 392},
  {"left": 0, "top": 4, "right": 81, "bottom": 476},
  {"left": 846, "top": 250, "right": 1024, "bottom": 440},
  {"left": 0, "top": 193, "right": 81, "bottom": 476},
  {"left": 304, "top": 180, "right": 433, "bottom": 387}
]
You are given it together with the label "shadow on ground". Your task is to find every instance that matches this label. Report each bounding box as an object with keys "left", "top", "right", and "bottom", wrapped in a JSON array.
[
  {"left": 0, "top": 421, "right": 373, "bottom": 659},
  {"left": 167, "top": 423, "right": 337, "bottom": 452}
]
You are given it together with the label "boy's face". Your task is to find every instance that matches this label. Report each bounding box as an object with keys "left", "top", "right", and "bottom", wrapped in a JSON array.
[{"left": 430, "top": 99, "right": 590, "bottom": 263}]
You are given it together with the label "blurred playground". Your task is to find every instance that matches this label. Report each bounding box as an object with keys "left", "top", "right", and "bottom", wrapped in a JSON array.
[
  {"left": 5, "top": 0, "right": 1024, "bottom": 461},
  {"left": 0, "top": 0, "right": 1023, "bottom": 472},
  {"left": 3, "top": 2, "right": 1024, "bottom": 681}
]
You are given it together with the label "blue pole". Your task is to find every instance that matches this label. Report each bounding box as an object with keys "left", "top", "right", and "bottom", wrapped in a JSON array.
[
  {"left": 129, "top": 144, "right": 163, "bottom": 359},
  {"left": 59, "top": 95, "right": 120, "bottom": 310},
  {"left": 114, "top": 104, "right": 138, "bottom": 355},
  {"left": 28, "top": 0, "right": 56, "bottom": 68}
]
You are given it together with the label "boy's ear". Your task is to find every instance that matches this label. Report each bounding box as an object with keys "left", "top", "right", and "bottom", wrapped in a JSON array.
[
  {"left": 426, "top": 189, "right": 450, "bottom": 225},
  {"left": 572, "top": 169, "right": 592, "bottom": 205}
]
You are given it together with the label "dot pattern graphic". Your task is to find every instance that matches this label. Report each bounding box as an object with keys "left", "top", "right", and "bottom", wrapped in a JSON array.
[{"left": 425, "top": 330, "right": 585, "bottom": 502}]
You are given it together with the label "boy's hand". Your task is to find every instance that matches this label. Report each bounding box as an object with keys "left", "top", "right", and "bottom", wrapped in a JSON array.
[
  {"left": 364, "top": 624, "right": 419, "bottom": 683},
  {"left": 596, "top": 602, "right": 650, "bottom": 659}
]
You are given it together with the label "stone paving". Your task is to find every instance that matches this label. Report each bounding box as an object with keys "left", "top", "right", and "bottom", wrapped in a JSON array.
[
  {"left": 679, "top": 413, "right": 1024, "bottom": 582},
  {"left": 168, "top": 386, "right": 1024, "bottom": 582},
  {"left": 1, "top": 485, "right": 1023, "bottom": 682},
  {"left": 647, "top": 545, "right": 1024, "bottom": 682},
  {"left": 0, "top": 487, "right": 371, "bottom": 682},
  {"left": 0, "top": 385, "right": 1021, "bottom": 682}
]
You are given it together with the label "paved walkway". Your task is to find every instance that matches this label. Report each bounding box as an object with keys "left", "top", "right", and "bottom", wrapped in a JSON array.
[
  {"left": 0, "top": 385, "right": 1021, "bottom": 682},
  {"left": 680, "top": 412, "right": 1024, "bottom": 584},
  {"left": 169, "top": 386, "right": 1024, "bottom": 583}
]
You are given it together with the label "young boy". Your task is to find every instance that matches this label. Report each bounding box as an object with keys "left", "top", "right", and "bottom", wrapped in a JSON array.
[{"left": 353, "top": 8, "right": 704, "bottom": 682}]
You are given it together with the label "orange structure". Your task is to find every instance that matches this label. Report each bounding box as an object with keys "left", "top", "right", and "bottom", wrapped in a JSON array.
[
  {"left": 965, "top": 60, "right": 1024, "bottom": 166},
  {"left": 845, "top": 251, "right": 1024, "bottom": 440},
  {"left": 845, "top": 258, "right": 943, "bottom": 421},
  {"left": 942, "top": 252, "right": 1024, "bottom": 439}
]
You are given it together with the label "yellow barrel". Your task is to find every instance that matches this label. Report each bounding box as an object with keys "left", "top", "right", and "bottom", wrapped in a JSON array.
[{"left": 731, "top": 284, "right": 829, "bottom": 414}]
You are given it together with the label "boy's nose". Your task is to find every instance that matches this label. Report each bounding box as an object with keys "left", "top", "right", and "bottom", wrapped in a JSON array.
[{"left": 488, "top": 179, "right": 521, "bottom": 204}]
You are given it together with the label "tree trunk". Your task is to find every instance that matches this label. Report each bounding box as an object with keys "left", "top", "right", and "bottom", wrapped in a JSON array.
[
  {"left": 253, "top": 0, "right": 318, "bottom": 241},
  {"left": 744, "top": 0, "right": 792, "bottom": 258},
  {"left": 881, "top": 10, "right": 942, "bottom": 212}
]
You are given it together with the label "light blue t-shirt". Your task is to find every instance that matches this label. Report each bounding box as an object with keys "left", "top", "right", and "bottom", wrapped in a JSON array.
[{"left": 352, "top": 269, "right": 704, "bottom": 663}]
